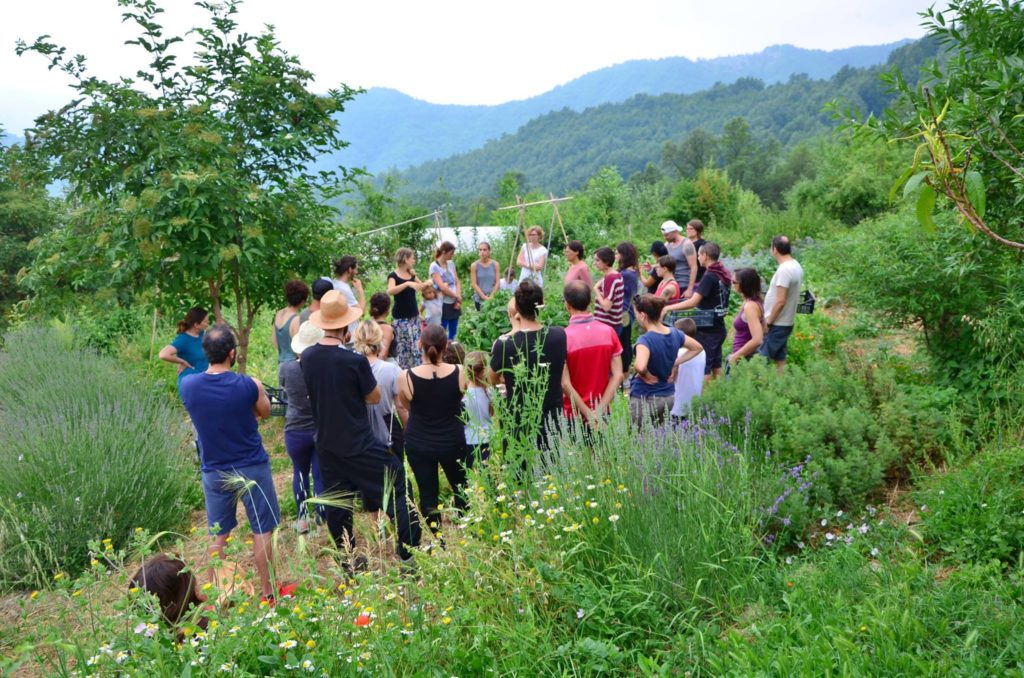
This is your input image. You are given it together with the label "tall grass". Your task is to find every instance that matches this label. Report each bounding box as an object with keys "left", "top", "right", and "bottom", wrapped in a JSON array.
[
  {"left": 0, "top": 326, "right": 200, "bottom": 589},
  {"left": 540, "top": 404, "right": 767, "bottom": 612}
]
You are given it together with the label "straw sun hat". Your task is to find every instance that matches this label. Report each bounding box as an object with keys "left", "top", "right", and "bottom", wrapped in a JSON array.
[
  {"left": 290, "top": 320, "right": 325, "bottom": 356},
  {"left": 309, "top": 290, "right": 362, "bottom": 331}
]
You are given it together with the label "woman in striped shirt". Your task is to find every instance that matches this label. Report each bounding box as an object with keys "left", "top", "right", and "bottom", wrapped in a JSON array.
[{"left": 593, "top": 247, "right": 624, "bottom": 329}]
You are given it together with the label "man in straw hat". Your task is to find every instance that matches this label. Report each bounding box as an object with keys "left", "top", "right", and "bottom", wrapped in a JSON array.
[{"left": 299, "top": 291, "right": 421, "bottom": 569}]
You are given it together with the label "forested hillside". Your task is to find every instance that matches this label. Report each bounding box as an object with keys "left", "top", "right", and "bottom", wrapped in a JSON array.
[
  {"left": 326, "top": 41, "right": 907, "bottom": 173},
  {"left": 394, "top": 38, "right": 938, "bottom": 198}
]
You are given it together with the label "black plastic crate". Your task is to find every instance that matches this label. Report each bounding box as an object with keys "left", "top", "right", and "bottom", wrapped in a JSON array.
[
  {"left": 264, "top": 383, "right": 288, "bottom": 417},
  {"left": 797, "top": 289, "right": 815, "bottom": 315}
]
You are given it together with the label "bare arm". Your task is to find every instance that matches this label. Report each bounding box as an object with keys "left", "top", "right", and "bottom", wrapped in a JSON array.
[
  {"left": 431, "top": 270, "right": 459, "bottom": 300},
  {"left": 595, "top": 355, "right": 624, "bottom": 414},
  {"left": 396, "top": 370, "right": 412, "bottom": 410},
  {"left": 158, "top": 344, "right": 192, "bottom": 373},
  {"left": 364, "top": 384, "right": 381, "bottom": 405},
  {"left": 765, "top": 287, "right": 788, "bottom": 326},
  {"left": 730, "top": 302, "right": 765, "bottom": 363},
  {"left": 669, "top": 335, "right": 704, "bottom": 382},
  {"left": 352, "top": 278, "right": 366, "bottom": 310},
  {"left": 664, "top": 291, "right": 703, "bottom": 315},
  {"left": 252, "top": 379, "right": 271, "bottom": 419},
  {"left": 683, "top": 241, "right": 697, "bottom": 297},
  {"left": 380, "top": 325, "right": 394, "bottom": 360},
  {"left": 634, "top": 343, "right": 658, "bottom": 385},
  {"left": 470, "top": 262, "right": 486, "bottom": 300},
  {"left": 270, "top": 316, "right": 279, "bottom": 351},
  {"left": 594, "top": 281, "right": 613, "bottom": 311},
  {"left": 516, "top": 247, "right": 527, "bottom": 268},
  {"left": 561, "top": 363, "right": 593, "bottom": 421},
  {"left": 387, "top": 274, "right": 423, "bottom": 296}
]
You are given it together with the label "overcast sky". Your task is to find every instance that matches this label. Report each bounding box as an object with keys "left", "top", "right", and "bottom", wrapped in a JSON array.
[{"left": 2, "top": 0, "right": 929, "bottom": 133}]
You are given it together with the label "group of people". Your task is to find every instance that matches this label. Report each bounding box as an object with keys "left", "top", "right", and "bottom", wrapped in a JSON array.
[{"left": 155, "top": 223, "right": 803, "bottom": 601}]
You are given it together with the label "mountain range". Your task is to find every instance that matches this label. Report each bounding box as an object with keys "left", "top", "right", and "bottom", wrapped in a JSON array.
[
  {"left": 389, "top": 37, "right": 938, "bottom": 199},
  {"left": 329, "top": 41, "right": 910, "bottom": 174}
]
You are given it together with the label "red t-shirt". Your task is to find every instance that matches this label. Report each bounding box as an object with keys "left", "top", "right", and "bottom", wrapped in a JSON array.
[{"left": 563, "top": 313, "right": 623, "bottom": 417}]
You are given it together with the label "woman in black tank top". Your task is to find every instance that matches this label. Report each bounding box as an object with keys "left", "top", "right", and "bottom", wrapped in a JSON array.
[{"left": 397, "top": 325, "right": 468, "bottom": 537}]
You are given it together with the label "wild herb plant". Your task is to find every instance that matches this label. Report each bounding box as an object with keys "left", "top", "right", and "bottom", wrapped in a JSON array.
[{"left": 0, "top": 326, "right": 199, "bottom": 589}]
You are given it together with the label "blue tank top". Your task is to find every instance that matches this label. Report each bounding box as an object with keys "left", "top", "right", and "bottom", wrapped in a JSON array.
[{"left": 180, "top": 372, "right": 269, "bottom": 472}]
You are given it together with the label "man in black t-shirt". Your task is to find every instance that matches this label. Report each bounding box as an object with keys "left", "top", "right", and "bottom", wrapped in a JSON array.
[
  {"left": 301, "top": 291, "right": 421, "bottom": 566},
  {"left": 663, "top": 242, "right": 731, "bottom": 380},
  {"left": 489, "top": 281, "right": 567, "bottom": 453}
]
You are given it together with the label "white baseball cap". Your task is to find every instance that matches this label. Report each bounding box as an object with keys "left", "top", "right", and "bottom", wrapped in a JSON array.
[{"left": 660, "top": 220, "right": 681, "bottom": 234}]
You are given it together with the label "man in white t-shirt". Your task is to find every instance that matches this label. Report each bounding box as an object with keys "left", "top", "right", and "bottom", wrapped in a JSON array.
[
  {"left": 759, "top": 235, "right": 804, "bottom": 374},
  {"left": 670, "top": 317, "right": 706, "bottom": 419}
]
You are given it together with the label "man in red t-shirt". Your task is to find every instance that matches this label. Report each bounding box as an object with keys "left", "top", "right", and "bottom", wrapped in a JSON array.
[{"left": 561, "top": 280, "right": 624, "bottom": 424}]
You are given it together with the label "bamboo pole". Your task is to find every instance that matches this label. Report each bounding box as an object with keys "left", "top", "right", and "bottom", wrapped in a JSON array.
[
  {"left": 506, "top": 195, "right": 525, "bottom": 278},
  {"left": 550, "top": 192, "right": 569, "bottom": 244},
  {"left": 495, "top": 195, "right": 573, "bottom": 211},
  {"left": 357, "top": 210, "right": 438, "bottom": 237}
]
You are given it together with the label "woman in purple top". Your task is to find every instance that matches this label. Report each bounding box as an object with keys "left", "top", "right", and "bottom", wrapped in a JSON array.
[{"left": 727, "top": 267, "right": 765, "bottom": 366}]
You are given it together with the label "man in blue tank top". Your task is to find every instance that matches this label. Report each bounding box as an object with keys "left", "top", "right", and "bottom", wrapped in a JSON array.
[{"left": 180, "top": 324, "right": 281, "bottom": 599}]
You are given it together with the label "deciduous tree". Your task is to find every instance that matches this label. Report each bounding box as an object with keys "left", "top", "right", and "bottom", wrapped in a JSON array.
[{"left": 17, "top": 0, "right": 359, "bottom": 371}]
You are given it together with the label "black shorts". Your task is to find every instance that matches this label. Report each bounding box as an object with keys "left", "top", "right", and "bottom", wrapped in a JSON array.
[
  {"left": 759, "top": 324, "right": 794, "bottom": 361},
  {"left": 696, "top": 325, "right": 727, "bottom": 373}
]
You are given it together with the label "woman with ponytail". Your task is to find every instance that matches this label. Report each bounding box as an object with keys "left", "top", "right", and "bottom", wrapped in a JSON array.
[
  {"left": 397, "top": 324, "right": 469, "bottom": 537},
  {"left": 158, "top": 307, "right": 210, "bottom": 391}
]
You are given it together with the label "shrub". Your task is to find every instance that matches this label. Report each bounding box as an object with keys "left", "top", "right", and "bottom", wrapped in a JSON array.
[
  {"left": 699, "top": 360, "right": 898, "bottom": 508},
  {"left": 538, "top": 411, "right": 768, "bottom": 610},
  {"left": 914, "top": 446, "right": 1024, "bottom": 566},
  {"left": 0, "top": 326, "right": 200, "bottom": 589}
]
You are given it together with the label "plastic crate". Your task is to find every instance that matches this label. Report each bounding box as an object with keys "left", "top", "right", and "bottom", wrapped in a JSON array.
[
  {"left": 666, "top": 308, "right": 721, "bottom": 328},
  {"left": 797, "top": 289, "right": 816, "bottom": 315},
  {"left": 264, "top": 383, "right": 288, "bottom": 417}
]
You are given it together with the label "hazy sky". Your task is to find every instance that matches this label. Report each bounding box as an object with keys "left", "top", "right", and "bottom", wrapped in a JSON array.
[{"left": 2, "top": 0, "right": 929, "bottom": 133}]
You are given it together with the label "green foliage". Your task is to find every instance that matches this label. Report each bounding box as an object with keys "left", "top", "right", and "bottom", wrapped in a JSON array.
[
  {"left": 706, "top": 549, "right": 1024, "bottom": 675},
  {"left": 915, "top": 446, "right": 1024, "bottom": 566},
  {"left": 786, "top": 134, "right": 911, "bottom": 224},
  {"left": 699, "top": 360, "right": 897, "bottom": 509},
  {"left": 458, "top": 290, "right": 513, "bottom": 352},
  {"left": 396, "top": 39, "right": 939, "bottom": 199},
  {"left": 0, "top": 138, "right": 58, "bottom": 322},
  {"left": 825, "top": 209, "right": 1024, "bottom": 400},
  {"left": 0, "top": 326, "right": 199, "bottom": 589},
  {"left": 339, "top": 176, "right": 436, "bottom": 273},
  {"left": 866, "top": 0, "right": 1024, "bottom": 248},
  {"left": 664, "top": 169, "right": 738, "bottom": 229},
  {"left": 16, "top": 0, "right": 358, "bottom": 372}
]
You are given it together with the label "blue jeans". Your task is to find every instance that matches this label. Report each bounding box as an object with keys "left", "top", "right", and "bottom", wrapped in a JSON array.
[
  {"left": 442, "top": 316, "right": 459, "bottom": 340},
  {"left": 284, "top": 429, "right": 325, "bottom": 522}
]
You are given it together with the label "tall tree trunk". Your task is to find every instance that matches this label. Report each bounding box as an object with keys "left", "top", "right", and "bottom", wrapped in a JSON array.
[{"left": 208, "top": 277, "right": 223, "bottom": 322}]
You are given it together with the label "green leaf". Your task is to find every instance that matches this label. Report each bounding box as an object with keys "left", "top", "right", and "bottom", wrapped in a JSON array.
[
  {"left": 964, "top": 171, "right": 986, "bottom": 217},
  {"left": 889, "top": 165, "right": 916, "bottom": 204},
  {"left": 903, "top": 171, "right": 929, "bottom": 200},
  {"left": 916, "top": 185, "right": 937, "bottom": 232}
]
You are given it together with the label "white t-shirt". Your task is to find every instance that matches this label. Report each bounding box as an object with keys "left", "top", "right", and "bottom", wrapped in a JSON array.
[
  {"left": 671, "top": 347, "right": 706, "bottom": 417},
  {"left": 327, "top": 276, "right": 362, "bottom": 335},
  {"left": 764, "top": 259, "right": 804, "bottom": 327},
  {"left": 463, "top": 385, "right": 493, "bottom": 445},
  {"left": 518, "top": 244, "right": 548, "bottom": 287}
]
